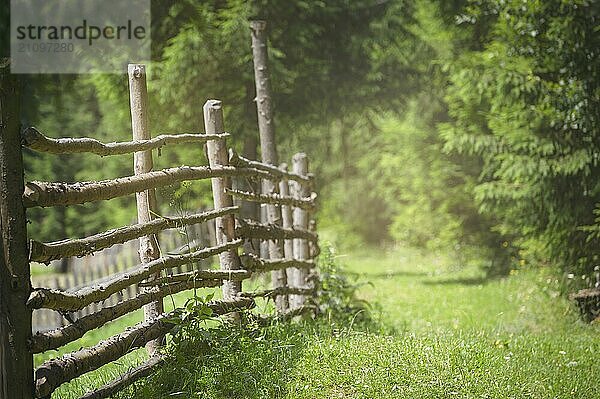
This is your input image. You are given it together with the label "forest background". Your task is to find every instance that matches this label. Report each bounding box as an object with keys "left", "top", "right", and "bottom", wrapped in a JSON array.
[{"left": 1, "top": 0, "right": 598, "bottom": 287}]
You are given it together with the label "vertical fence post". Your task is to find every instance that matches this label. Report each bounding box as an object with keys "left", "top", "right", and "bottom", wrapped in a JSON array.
[
  {"left": 290, "top": 153, "right": 310, "bottom": 309},
  {"left": 0, "top": 61, "right": 34, "bottom": 399},
  {"left": 128, "top": 63, "right": 164, "bottom": 354},
  {"left": 250, "top": 20, "right": 288, "bottom": 313},
  {"left": 279, "top": 164, "right": 293, "bottom": 308},
  {"left": 233, "top": 136, "right": 260, "bottom": 256},
  {"left": 204, "top": 100, "right": 242, "bottom": 300}
]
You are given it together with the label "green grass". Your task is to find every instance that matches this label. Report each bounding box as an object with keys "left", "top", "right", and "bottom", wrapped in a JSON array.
[{"left": 54, "top": 246, "right": 599, "bottom": 398}]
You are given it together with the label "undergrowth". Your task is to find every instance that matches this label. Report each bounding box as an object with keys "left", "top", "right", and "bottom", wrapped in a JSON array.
[
  {"left": 117, "top": 243, "right": 376, "bottom": 398},
  {"left": 107, "top": 245, "right": 600, "bottom": 399}
]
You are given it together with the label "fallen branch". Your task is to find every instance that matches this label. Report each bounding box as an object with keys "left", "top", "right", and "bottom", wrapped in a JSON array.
[
  {"left": 30, "top": 279, "right": 222, "bottom": 353},
  {"left": 27, "top": 240, "right": 242, "bottom": 311},
  {"left": 78, "top": 355, "right": 165, "bottom": 399},
  {"left": 228, "top": 149, "right": 312, "bottom": 184},
  {"left": 226, "top": 188, "right": 316, "bottom": 211},
  {"left": 34, "top": 297, "right": 255, "bottom": 398},
  {"left": 235, "top": 219, "right": 318, "bottom": 242},
  {"left": 241, "top": 254, "right": 314, "bottom": 272},
  {"left": 23, "top": 166, "right": 270, "bottom": 208},
  {"left": 22, "top": 126, "right": 229, "bottom": 156},
  {"left": 29, "top": 207, "right": 238, "bottom": 264},
  {"left": 138, "top": 269, "right": 252, "bottom": 287}
]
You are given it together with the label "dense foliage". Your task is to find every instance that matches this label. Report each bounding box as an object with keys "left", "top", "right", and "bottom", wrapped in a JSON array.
[
  {"left": 442, "top": 0, "right": 600, "bottom": 279},
  {"left": 16, "top": 0, "right": 600, "bottom": 282}
]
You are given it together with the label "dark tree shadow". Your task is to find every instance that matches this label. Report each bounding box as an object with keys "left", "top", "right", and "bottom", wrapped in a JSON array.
[
  {"left": 361, "top": 271, "right": 428, "bottom": 279},
  {"left": 421, "top": 276, "right": 494, "bottom": 286}
]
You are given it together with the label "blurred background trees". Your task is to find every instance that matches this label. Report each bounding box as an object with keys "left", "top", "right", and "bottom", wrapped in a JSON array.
[{"left": 19, "top": 0, "right": 599, "bottom": 283}]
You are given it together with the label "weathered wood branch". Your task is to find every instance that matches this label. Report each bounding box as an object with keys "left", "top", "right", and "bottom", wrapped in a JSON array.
[
  {"left": 225, "top": 188, "right": 316, "bottom": 210},
  {"left": 235, "top": 219, "right": 318, "bottom": 242},
  {"left": 21, "top": 126, "right": 229, "bottom": 156},
  {"left": 240, "top": 286, "right": 314, "bottom": 299},
  {"left": 29, "top": 279, "right": 221, "bottom": 354},
  {"left": 229, "top": 149, "right": 311, "bottom": 184},
  {"left": 138, "top": 269, "right": 252, "bottom": 287},
  {"left": 29, "top": 207, "right": 238, "bottom": 264},
  {"left": 27, "top": 240, "right": 242, "bottom": 311},
  {"left": 23, "top": 166, "right": 270, "bottom": 208},
  {"left": 78, "top": 355, "right": 165, "bottom": 399},
  {"left": 34, "top": 297, "right": 255, "bottom": 398},
  {"left": 241, "top": 254, "right": 314, "bottom": 272}
]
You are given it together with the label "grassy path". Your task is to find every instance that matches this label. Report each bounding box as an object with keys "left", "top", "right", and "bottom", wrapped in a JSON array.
[
  {"left": 332, "top": 248, "right": 600, "bottom": 398},
  {"left": 56, "top": 247, "right": 599, "bottom": 398}
]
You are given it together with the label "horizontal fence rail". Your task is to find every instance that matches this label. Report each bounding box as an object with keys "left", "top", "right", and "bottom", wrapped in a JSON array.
[
  {"left": 27, "top": 240, "right": 243, "bottom": 311},
  {"left": 138, "top": 269, "right": 253, "bottom": 287},
  {"left": 241, "top": 253, "right": 315, "bottom": 272},
  {"left": 23, "top": 166, "right": 271, "bottom": 208},
  {"left": 29, "top": 279, "right": 223, "bottom": 354},
  {"left": 226, "top": 188, "right": 317, "bottom": 210},
  {"left": 236, "top": 219, "right": 319, "bottom": 242},
  {"left": 240, "top": 286, "right": 315, "bottom": 299},
  {"left": 22, "top": 126, "right": 230, "bottom": 156},
  {"left": 29, "top": 207, "right": 238, "bottom": 264},
  {"left": 79, "top": 355, "right": 165, "bottom": 399},
  {"left": 229, "top": 149, "right": 312, "bottom": 184}
]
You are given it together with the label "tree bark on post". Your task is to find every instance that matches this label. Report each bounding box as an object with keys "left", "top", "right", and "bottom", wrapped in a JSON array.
[
  {"left": 0, "top": 60, "right": 34, "bottom": 399},
  {"left": 290, "top": 153, "right": 310, "bottom": 309},
  {"left": 279, "top": 164, "right": 293, "bottom": 308},
  {"left": 128, "top": 64, "right": 164, "bottom": 355},
  {"left": 250, "top": 20, "right": 288, "bottom": 313},
  {"left": 233, "top": 136, "right": 260, "bottom": 256},
  {"left": 204, "top": 100, "right": 242, "bottom": 300}
]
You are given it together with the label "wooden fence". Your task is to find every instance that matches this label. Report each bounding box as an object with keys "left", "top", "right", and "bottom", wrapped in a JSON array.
[
  {"left": 31, "top": 220, "right": 217, "bottom": 334},
  {"left": 0, "top": 23, "right": 320, "bottom": 399}
]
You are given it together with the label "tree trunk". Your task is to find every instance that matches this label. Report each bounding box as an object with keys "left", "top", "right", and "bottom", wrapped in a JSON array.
[
  {"left": 250, "top": 20, "right": 287, "bottom": 313},
  {"left": 0, "top": 59, "right": 34, "bottom": 399}
]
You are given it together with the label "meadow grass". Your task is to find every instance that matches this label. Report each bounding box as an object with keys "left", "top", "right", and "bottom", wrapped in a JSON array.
[{"left": 53, "top": 246, "right": 599, "bottom": 398}]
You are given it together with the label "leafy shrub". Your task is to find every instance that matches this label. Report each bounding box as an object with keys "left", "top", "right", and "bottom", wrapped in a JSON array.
[{"left": 315, "top": 244, "right": 374, "bottom": 328}]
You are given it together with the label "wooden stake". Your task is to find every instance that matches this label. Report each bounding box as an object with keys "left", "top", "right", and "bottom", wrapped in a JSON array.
[
  {"left": 128, "top": 63, "right": 163, "bottom": 354},
  {"left": 290, "top": 153, "right": 310, "bottom": 309},
  {"left": 233, "top": 137, "right": 260, "bottom": 256},
  {"left": 250, "top": 20, "right": 288, "bottom": 313},
  {"left": 203, "top": 100, "right": 242, "bottom": 300},
  {"left": 0, "top": 60, "right": 34, "bottom": 399},
  {"left": 279, "top": 165, "right": 294, "bottom": 308}
]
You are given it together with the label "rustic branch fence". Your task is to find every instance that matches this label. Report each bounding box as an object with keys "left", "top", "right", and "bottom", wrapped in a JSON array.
[
  {"left": 30, "top": 219, "right": 217, "bottom": 334},
  {"left": 0, "top": 22, "right": 320, "bottom": 399}
]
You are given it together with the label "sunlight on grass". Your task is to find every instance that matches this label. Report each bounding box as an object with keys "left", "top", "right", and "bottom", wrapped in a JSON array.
[{"left": 53, "top": 247, "right": 600, "bottom": 398}]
